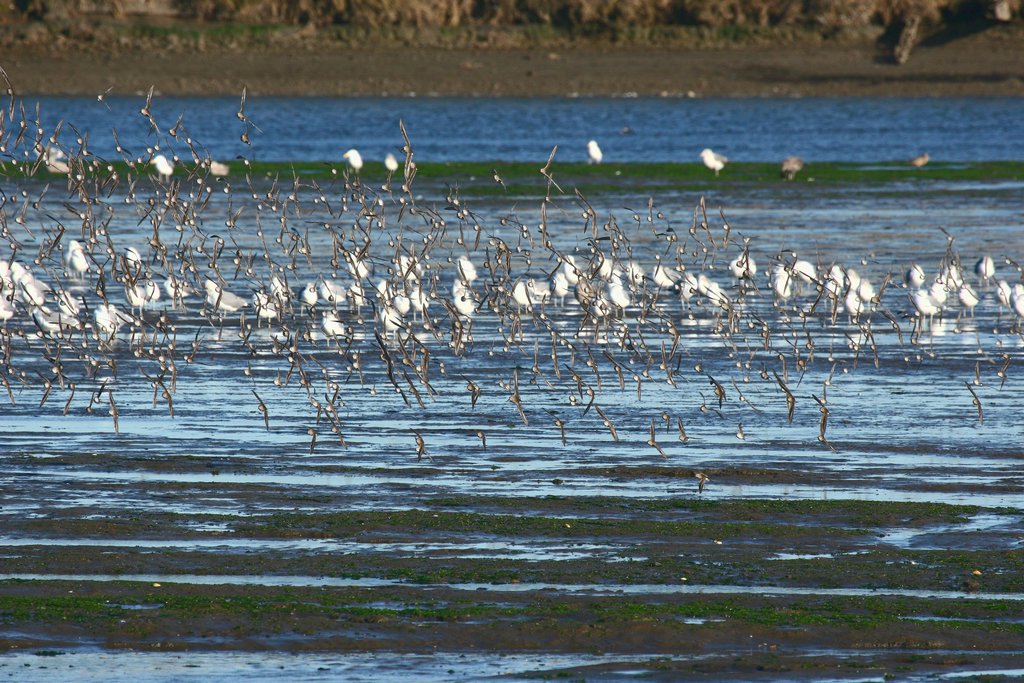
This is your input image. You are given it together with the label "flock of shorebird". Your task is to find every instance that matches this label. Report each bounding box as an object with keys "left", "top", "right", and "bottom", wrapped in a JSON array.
[
  {"left": 0, "top": 92, "right": 1015, "bottom": 482},
  {"left": 584, "top": 139, "right": 928, "bottom": 179}
]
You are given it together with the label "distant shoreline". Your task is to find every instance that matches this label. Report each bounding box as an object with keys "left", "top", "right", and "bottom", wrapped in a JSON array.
[{"left": 3, "top": 23, "right": 1023, "bottom": 98}]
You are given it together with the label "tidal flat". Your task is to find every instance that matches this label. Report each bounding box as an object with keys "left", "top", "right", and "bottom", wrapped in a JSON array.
[
  {"left": 2, "top": 94, "right": 1024, "bottom": 679},
  {"left": 3, "top": 470, "right": 1024, "bottom": 679}
]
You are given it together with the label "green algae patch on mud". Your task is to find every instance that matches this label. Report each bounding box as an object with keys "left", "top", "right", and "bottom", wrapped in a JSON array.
[
  {"left": 415, "top": 161, "right": 1024, "bottom": 198},
  {"left": 232, "top": 508, "right": 865, "bottom": 542},
  {"left": 11, "top": 160, "right": 1024, "bottom": 190},
  {"left": 425, "top": 495, "right": 989, "bottom": 527},
  {"left": 4, "top": 581, "right": 1024, "bottom": 657},
  {"left": 5, "top": 542, "right": 1021, "bottom": 593}
]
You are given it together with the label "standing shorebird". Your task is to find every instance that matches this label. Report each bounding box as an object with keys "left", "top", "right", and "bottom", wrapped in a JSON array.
[
  {"left": 587, "top": 140, "right": 603, "bottom": 165},
  {"left": 700, "top": 148, "right": 727, "bottom": 176},
  {"left": 342, "top": 148, "right": 364, "bottom": 173},
  {"left": 150, "top": 154, "right": 174, "bottom": 182},
  {"left": 204, "top": 279, "right": 248, "bottom": 313},
  {"left": 974, "top": 255, "right": 995, "bottom": 284},
  {"left": 910, "top": 152, "right": 929, "bottom": 167},
  {"left": 780, "top": 156, "right": 804, "bottom": 180},
  {"left": 43, "top": 146, "right": 70, "bottom": 174},
  {"left": 208, "top": 159, "right": 230, "bottom": 176}
]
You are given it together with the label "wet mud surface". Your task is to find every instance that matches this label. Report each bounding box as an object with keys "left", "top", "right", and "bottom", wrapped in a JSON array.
[
  {"left": 5, "top": 25, "right": 1024, "bottom": 97},
  {"left": 3, "top": 470, "right": 1024, "bottom": 679}
]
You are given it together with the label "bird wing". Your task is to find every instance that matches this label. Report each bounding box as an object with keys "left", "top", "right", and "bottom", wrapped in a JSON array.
[{"left": 221, "top": 289, "right": 249, "bottom": 309}]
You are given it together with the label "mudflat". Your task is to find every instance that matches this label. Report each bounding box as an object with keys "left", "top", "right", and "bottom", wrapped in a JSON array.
[{"left": 4, "top": 24, "right": 1024, "bottom": 97}]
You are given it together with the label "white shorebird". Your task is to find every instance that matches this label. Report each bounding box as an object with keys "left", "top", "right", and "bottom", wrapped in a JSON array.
[
  {"left": 163, "top": 274, "right": 193, "bottom": 306},
  {"left": 150, "top": 154, "right": 175, "bottom": 181},
  {"left": 940, "top": 263, "right": 964, "bottom": 290},
  {"left": 608, "top": 278, "right": 631, "bottom": 312},
  {"left": 204, "top": 279, "right": 248, "bottom": 313},
  {"left": 342, "top": 149, "right": 364, "bottom": 173},
  {"left": 527, "top": 278, "right": 551, "bottom": 305},
  {"left": 94, "top": 303, "right": 129, "bottom": 338},
  {"left": 55, "top": 289, "right": 80, "bottom": 319},
  {"left": 0, "top": 296, "right": 14, "bottom": 322},
  {"left": 270, "top": 273, "right": 291, "bottom": 303},
  {"left": 452, "top": 281, "right": 478, "bottom": 317},
  {"left": 855, "top": 277, "right": 875, "bottom": 304},
  {"left": 905, "top": 263, "right": 927, "bottom": 289},
  {"left": 318, "top": 279, "right": 347, "bottom": 307},
  {"left": 551, "top": 271, "right": 570, "bottom": 305},
  {"left": 677, "top": 271, "right": 700, "bottom": 301},
  {"left": 587, "top": 140, "right": 603, "bottom": 165},
  {"left": 911, "top": 288, "right": 941, "bottom": 326},
  {"left": 126, "top": 278, "right": 160, "bottom": 313},
  {"left": 209, "top": 160, "right": 230, "bottom": 177},
  {"left": 792, "top": 260, "right": 817, "bottom": 285},
  {"left": 843, "top": 288, "right": 864, "bottom": 320},
  {"left": 43, "top": 146, "right": 70, "bottom": 174},
  {"left": 456, "top": 255, "right": 478, "bottom": 285},
  {"left": 347, "top": 253, "right": 371, "bottom": 281},
  {"left": 512, "top": 281, "right": 533, "bottom": 310},
  {"left": 729, "top": 253, "right": 757, "bottom": 281},
  {"left": 123, "top": 246, "right": 144, "bottom": 269},
  {"left": 697, "top": 274, "right": 729, "bottom": 309},
  {"left": 252, "top": 290, "right": 281, "bottom": 321},
  {"left": 349, "top": 282, "right": 369, "bottom": 311},
  {"left": 1012, "top": 285, "right": 1024, "bottom": 321},
  {"left": 16, "top": 270, "right": 50, "bottom": 308},
  {"left": 700, "top": 148, "right": 727, "bottom": 176},
  {"left": 771, "top": 265, "right": 793, "bottom": 300},
  {"left": 958, "top": 284, "right": 980, "bottom": 316},
  {"left": 561, "top": 256, "right": 582, "bottom": 286},
  {"left": 996, "top": 280, "right": 1013, "bottom": 308},
  {"left": 300, "top": 282, "right": 319, "bottom": 307},
  {"left": 378, "top": 304, "right": 403, "bottom": 337},
  {"left": 65, "top": 240, "right": 90, "bottom": 277},
  {"left": 928, "top": 280, "right": 949, "bottom": 308},
  {"left": 651, "top": 258, "right": 678, "bottom": 289},
  {"left": 388, "top": 285, "right": 411, "bottom": 318},
  {"left": 32, "top": 305, "right": 77, "bottom": 337},
  {"left": 321, "top": 310, "right": 346, "bottom": 338},
  {"left": 822, "top": 265, "right": 845, "bottom": 301},
  {"left": 974, "top": 255, "right": 995, "bottom": 284},
  {"left": 625, "top": 261, "right": 645, "bottom": 288},
  {"left": 395, "top": 254, "right": 421, "bottom": 282}
]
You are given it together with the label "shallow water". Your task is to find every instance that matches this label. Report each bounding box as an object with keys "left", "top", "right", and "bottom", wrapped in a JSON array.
[
  {"left": 0, "top": 650, "right": 665, "bottom": 683},
  {"left": 4, "top": 648, "right": 1022, "bottom": 683},
  {"left": 1, "top": 137, "right": 1022, "bottom": 522},
  {"left": 3, "top": 575, "right": 1023, "bottom": 602},
  {"left": 2, "top": 95, "right": 1024, "bottom": 678},
  {"left": 27, "top": 95, "right": 1024, "bottom": 163},
  {"left": 0, "top": 536, "right": 622, "bottom": 562}
]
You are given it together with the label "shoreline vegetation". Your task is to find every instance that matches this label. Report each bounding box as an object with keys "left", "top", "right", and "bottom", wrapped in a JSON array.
[
  {"left": 5, "top": 0, "right": 1021, "bottom": 43},
  {"left": 1, "top": 1, "right": 1023, "bottom": 97}
]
